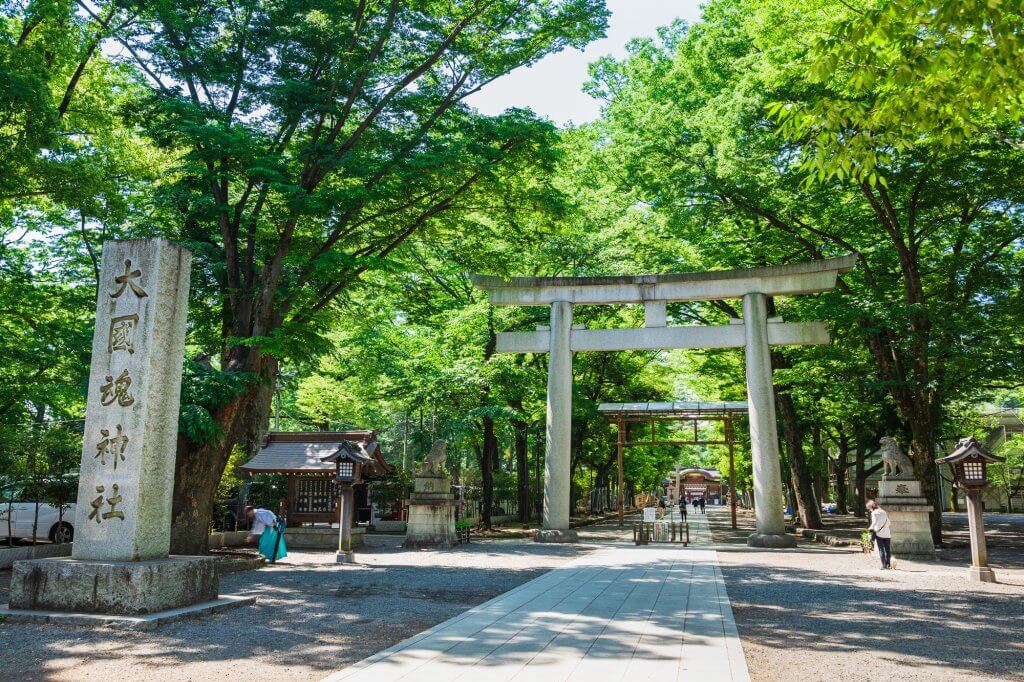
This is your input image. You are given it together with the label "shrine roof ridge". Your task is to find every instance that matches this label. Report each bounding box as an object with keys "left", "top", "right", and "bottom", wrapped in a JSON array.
[
  {"left": 598, "top": 401, "right": 749, "bottom": 416},
  {"left": 470, "top": 254, "right": 856, "bottom": 289}
]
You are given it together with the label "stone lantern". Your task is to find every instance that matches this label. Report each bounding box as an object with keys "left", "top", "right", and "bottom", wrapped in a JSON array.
[
  {"left": 323, "top": 442, "right": 371, "bottom": 564},
  {"left": 936, "top": 437, "right": 1005, "bottom": 583}
]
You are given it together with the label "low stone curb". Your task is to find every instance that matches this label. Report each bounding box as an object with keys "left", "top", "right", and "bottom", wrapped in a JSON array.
[
  {"left": 216, "top": 554, "right": 266, "bottom": 573},
  {"left": 0, "top": 595, "right": 255, "bottom": 631},
  {"left": 0, "top": 543, "right": 72, "bottom": 570},
  {"left": 796, "top": 528, "right": 861, "bottom": 548}
]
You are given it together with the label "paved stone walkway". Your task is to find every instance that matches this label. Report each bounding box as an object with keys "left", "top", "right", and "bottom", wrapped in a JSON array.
[{"left": 325, "top": 511, "right": 747, "bottom": 682}]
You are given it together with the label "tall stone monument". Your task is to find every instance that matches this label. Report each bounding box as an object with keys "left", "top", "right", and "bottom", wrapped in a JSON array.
[
  {"left": 404, "top": 440, "right": 456, "bottom": 548},
  {"left": 5, "top": 239, "right": 251, "bottom": 622},
  {"left": 874, "top": 436, "right": 936, "bottom": 558}
]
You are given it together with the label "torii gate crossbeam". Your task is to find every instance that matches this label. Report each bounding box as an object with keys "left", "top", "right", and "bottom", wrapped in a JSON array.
[{"left": 471, "top": 255, "right": 856, "bottom": 547}]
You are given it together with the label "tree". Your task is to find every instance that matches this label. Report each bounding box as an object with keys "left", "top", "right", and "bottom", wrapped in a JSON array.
[{"left": 69, "top": 0, "right": 610, "bottom": 552}]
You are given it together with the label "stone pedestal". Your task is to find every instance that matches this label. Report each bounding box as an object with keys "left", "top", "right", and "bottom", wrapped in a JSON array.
[
  {"left": 876, "top": 478, "right": 936, "bottom": 558},
  {"left": 535, "top": 529, "right": 579, "bottom": 543},
  {"left": 9, "top": 556, "right": 218, "bottom": 615},
  {"left": 404, "top": 474, "right": 456, "bottom": 548}
]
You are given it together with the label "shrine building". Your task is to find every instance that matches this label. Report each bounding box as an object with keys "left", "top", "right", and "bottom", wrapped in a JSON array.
[{"left": 239, "top": 431, "right": 391, "bottom": 548}]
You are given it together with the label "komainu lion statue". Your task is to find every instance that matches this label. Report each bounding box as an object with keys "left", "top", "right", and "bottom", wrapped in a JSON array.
[
  {"left": 421, "top": 439, "right": 447, "bottom": 475},
  {"left": 879, "top": 436, "right": 914, "bottom": 479}
]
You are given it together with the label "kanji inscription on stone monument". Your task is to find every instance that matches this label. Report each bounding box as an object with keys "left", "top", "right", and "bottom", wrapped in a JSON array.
[
  {"left": 108, "top": 314, "right": 138, "bottom": 353},
  {"left": 95, "top": 425, "right": 128, "bottom": 469},
  {"left": 72, "top": 239, "right": 192, "bottom": 562}
]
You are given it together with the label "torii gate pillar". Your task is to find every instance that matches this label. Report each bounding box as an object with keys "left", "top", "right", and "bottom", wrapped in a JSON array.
[
  {"left": 537, "top": 301, "right": 577, "bottom": 542},
  {"left": 743, "top": 292, "right": 794, "bottom": 546}
]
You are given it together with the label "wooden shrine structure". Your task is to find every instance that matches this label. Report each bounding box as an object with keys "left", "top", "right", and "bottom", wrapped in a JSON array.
[
  {"left": 598, "top": 401, "right": 746, "bottom": 529},
  {"left": 240, "top": 431, "right": 391, "bottom": 526}
]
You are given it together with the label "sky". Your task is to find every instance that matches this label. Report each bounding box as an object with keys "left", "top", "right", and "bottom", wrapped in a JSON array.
[{"left": 466, "top": 0, "right": 704, "bottom": 126}]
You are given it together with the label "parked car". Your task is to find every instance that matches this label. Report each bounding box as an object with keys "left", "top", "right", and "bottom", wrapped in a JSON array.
[{"left": 0, "top": 487, "right": 76, "bottom": 544}]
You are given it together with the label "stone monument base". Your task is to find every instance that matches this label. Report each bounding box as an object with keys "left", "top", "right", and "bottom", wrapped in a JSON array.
[
  {"left": 404, "top": 473, "right": 456, "bottom": 548},
  {"left": 968, "top": 565, "right": 997, "bottom": 583},
  {"left": 876, "top": 478, "right": 936, "bottom": 558},
  {"left": 747, "top": 532, "right": 797, "bottom": 548},
  {"left": 534, "top": 528, "right": 578, "bottom": 543},
  {"left": 8, "top": 556, "right": 219, "bottom": 616}
]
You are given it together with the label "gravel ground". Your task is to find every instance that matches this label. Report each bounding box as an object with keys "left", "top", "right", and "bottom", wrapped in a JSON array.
[
  {"left": 2, "top": 510, "right": 1021, "bottom": 682},
  {"left": 0, "top": 535, "right": 599, "bottom": 681},
  {"left": 709, "top": 507, "right": 1024, "bottom": 682}
]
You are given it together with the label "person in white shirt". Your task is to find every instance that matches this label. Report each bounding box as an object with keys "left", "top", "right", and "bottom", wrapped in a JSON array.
[
  {"left": 245, "top": 506, "right": 288, "bottom": 562},
  {"left": 246, "top": 506, "right": 277, "bottom": 542},
  {"left": 867, "top": 500, "right": 892, "bottom": 569}
]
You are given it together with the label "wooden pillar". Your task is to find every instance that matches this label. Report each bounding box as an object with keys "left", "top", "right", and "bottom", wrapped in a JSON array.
[
  {"left": 617, "top": 415, "right": 625, "bottom": 527},
  {"left": 727, "top": 414, "right": 737, "bottom": 530}
]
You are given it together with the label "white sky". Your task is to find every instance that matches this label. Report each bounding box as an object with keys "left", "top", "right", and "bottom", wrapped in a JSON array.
[{"left": 467, "top": 0, "right": 704, "bottom": 125}]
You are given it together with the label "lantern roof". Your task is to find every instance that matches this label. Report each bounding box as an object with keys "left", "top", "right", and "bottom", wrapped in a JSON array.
[
  {"left": 935, "top": 437, "right": 1005, "bottom": 465},
  {"left": 321, "top": 440, "right": 374, "bottom": 466}
]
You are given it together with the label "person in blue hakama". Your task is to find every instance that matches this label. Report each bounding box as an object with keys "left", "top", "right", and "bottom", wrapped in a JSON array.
[{"left": 246, "top": 506, "right": 287, "bottom": 563}]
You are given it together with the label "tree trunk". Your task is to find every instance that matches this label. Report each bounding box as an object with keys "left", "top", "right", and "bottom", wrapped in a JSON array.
[
  {"left": 170, "top": 351, "right": 276, "bottom": 555},
  {"left": 512, "top": 417, "right": 530, "bottom": 523},
  {"left": 812, "top": 426, "right": 827, "bottom": 505},
  {"left": 907, "top": 418, "right": 942, "bottom": 544},
  {"left": 772, "top": 351, "right": 823, "bottom": 529},
  {"left": 853, "top": 440, "right": 867, "bottom": 518},
  {"left": 481, "top": 416, "right": 497, "bottom": 530},
  {"left": 834, "top": 430, "right": 850, "bottom": 515}
]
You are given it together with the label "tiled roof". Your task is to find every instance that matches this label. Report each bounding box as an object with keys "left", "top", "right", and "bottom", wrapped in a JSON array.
[{"left": 240, "top": 431, "right": 385, "bottom": 474}]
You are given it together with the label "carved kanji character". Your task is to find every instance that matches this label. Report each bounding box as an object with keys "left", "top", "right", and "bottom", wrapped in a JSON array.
[
  {"left": 95, "top": 425, "right": 128, "bottom": 469},
  {"left": 110, "top": 259, "right": 147, "bottom": 299},
  {"left": 108, "top": 314, "right": 139, "bottom": 354},
  {"left": 100, "top": 369, "right": 135, "bottom": 407}
]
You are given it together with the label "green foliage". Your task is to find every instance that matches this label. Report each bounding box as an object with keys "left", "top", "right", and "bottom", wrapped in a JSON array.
[
  {"left": 776, "top": 0, "right": 1024, "bottom": 182},
  {"left": 178, "top": 360, "right": 257, "bottom": 445}
]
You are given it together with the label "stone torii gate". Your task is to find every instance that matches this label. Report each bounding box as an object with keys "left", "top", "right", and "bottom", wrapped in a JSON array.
[{"left": 471, "top": 255, "right": 855, "bottom": 547}]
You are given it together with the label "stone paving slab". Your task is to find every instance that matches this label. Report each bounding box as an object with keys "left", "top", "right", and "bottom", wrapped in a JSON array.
[{"left": 324, "top": 534, "right": 749, "bottom": 682}]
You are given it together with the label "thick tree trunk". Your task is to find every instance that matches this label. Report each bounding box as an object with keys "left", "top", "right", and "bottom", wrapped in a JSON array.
[
  {"left": 908, "top": 420, "right": 942, "bottom": 544},
  {"left": 170, "top": 352, "right": 276, "bottom": 555},
  {"left": 512, "top": 417, "right": 530, "bottom": 523}
]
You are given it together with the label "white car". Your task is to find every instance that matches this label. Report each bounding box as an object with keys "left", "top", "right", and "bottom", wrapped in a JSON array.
[{"left": 0, "top": 493, "right": 76, "bottom": 544}]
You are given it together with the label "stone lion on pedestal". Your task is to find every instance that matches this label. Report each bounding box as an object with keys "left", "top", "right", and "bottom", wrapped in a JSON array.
[
  {"left": 421, "top": 439, "right": 447, "bottom": 475},
  {"left": 879, "top": 436, "right": 914, "bottom": 479}
]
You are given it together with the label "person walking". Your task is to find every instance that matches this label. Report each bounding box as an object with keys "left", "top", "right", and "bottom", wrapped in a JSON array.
[
  {"left": 867, "top": 500, "right": 892, "bottom": 569},
  {"left": 678, "top": 497, "right": 688, "bottom": 521},
  {"left": 698, "top": 497, "right": 706, "bottom": 514}
]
